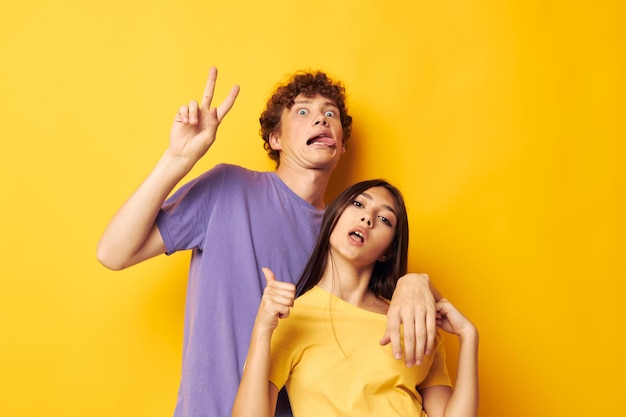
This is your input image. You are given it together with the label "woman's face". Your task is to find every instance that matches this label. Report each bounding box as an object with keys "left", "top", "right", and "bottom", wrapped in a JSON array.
[{"left": 329, "top": 186, "right": 398, "bottom": 269}]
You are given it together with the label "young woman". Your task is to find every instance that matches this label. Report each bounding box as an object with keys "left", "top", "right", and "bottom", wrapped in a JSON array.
[{"left": 232, "top": 179, "right": 479, "bottom": 417}]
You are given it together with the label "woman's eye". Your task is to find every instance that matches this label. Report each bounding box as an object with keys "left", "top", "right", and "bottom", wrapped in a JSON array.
[
  {"left": 325, "top": 111, "right": 335, "bottom": 117},
  {"left": 379, "top": 216, "right": 392, "bottom": 226},
  {"left": 351, "top": 200, "right": 363, "bottom": 208}
]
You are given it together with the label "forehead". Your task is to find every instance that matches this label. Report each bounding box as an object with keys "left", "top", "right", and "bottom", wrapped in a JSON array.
[{"left": 292, "top": 93, "right": 338, "bottom": 108}]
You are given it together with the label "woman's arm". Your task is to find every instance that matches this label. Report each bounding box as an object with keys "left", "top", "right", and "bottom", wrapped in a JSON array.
[
  {"left": 421, "top": 299, "right": 479, "bottom": 417},
  {"left": 231, "top": 321, "right": 280, "bottom": 417},
  {"left": 232, "top": 268, "right": 294, "bottom": 417}
]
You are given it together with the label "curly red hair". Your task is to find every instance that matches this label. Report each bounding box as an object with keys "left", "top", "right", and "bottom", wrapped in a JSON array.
[{"left": 259, "top": 71, "right": 352, "bottom": 166}]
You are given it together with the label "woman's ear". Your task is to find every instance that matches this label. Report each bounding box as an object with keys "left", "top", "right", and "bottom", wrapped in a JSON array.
[{"left": 378, "top": 251, "right": 390, "bottom": 262}]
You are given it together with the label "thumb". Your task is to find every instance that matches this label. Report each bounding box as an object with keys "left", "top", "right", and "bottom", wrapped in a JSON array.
[
  {"left": 262, "top": 267, "right": 276, "bottom": 285},
  {"left": 379, "top": 330, "right": 391, "bottom": 346},
  {"left": 435, "top": 298, "right": 450, "bottom": 314}
]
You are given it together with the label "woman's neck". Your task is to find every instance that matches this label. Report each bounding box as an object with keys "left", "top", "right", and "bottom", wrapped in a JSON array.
[{"left": 317, "top": 257, "right": 389, "bottom": 314}]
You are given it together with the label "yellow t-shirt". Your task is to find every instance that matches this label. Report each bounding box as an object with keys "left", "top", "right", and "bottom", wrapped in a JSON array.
[{"left": 269, "top": 286, "right": 452, "bottom": 417}]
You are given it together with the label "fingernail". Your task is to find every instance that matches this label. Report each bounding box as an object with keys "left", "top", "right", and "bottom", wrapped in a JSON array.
[{"left": 395, "top": 353, "right": 402, "bottom": 360}]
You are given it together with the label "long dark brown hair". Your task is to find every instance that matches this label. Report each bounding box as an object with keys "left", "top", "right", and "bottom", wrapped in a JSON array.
[{"left": 296, "top": 179, "right": 409, "bottom": 300}]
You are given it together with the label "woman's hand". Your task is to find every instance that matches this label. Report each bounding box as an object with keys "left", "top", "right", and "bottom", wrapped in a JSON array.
[
  {"left": 256, "top": 268, "right": 296, "bottom": 333},
  {"left": 435, "top": 298, "right": 476, "bottom": 339}
]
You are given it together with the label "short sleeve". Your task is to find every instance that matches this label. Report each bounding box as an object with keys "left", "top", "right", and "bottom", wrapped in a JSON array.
[
  {"left": 418, "top": 332, "right": 453, "bottom": 390},
  {"left": 268, "top": 316, "right": 300, "bottom": 390},
  {"left": 156, "top": 164, "right": 231, "bottom": 255}
]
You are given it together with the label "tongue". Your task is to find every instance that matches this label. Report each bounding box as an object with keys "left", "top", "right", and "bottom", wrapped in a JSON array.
[
  {"left": 350, "top": 232, "right": 364, "bottom": 243},
  {"left": 308, "top": 136, "right": 335, "bottom": 146}
]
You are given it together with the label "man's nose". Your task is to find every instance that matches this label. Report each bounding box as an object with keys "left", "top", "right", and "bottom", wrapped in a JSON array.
[{"left": 313, "top": 115, "right": 329, "bottom": 126}]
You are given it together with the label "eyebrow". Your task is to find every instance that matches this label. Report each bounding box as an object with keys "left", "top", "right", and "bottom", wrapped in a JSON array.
[
  {"left": 360, "top": 192, "right": 397, "bottom": 216},
  {"left": 293, "top": 99, "right": 339, "bottom": 109}
]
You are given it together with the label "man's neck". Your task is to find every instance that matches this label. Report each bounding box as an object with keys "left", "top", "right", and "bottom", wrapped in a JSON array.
[{"left": 275, "top": 164, "right": 332, "bottom": 210}]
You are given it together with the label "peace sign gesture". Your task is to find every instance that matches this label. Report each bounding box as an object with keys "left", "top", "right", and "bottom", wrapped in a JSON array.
[{"left": 169, "top": 67, "right": 240, "bottom": 168}]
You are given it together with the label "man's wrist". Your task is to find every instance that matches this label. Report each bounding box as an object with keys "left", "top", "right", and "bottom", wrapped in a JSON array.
[{"left": 398, "top": 272, "right": 430, "bottom": 283}]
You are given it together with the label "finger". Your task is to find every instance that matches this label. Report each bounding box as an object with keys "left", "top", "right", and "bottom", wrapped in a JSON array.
[
  {"left": 200, "top": 67, "right": 218, "bottom": 109},
  {"left": 275, "top": 303, "right": 292, "bottom": 319},
  {"left": 264, "top": 278, "right": 295, "bottom": 298},
  {"left": 260, "top": 297, "right": 290, "bottom": 320},
  {"left": 277, "top": 283, "right": 296, "bottom": 305},
  {"left": 409, "top": 303, "right": 430, "bottom": 366},
  {"left": 424, "top": 302, "right": 437, "bottom": 356},
  {"left": 188, "top": 100, "right": 199, "bottom": 125},
  {"left": 272, "top": 293, "right": 295, "bottom": 311},
  {"left": 386, "top": 313, "right": 403, "bottom": 361},
  {"left": 412, "top": 321, "right": 427, "bottom": 366},
  {"left": 403, "top": 316, "right": 418, "bottom": 367},
  {"left": 379, "top": 330, "right": 390, "bottom": 346},
  {"left": 177, "top": 105, "right": 190, "bottom": 123},
  {"left": 435, "top": 298, "right": 450, "bottom": 313},
  {"left": 262, "top": 267, "right": 276, "bottom": 285},
  {"left": 262, "top": 268, "right": 296, "bottom": 307},
  {"left": 216, "top": 84, "right": 240, "bottom": 121}
]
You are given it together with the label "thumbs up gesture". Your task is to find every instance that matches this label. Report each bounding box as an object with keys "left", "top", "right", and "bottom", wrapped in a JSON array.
[{"left": 255, "top": 268, "right": 296, "bottom": 333}]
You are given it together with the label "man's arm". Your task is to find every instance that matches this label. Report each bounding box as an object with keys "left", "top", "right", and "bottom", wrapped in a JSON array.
[
  {"left": 380, "top": 273, "right": 442, "bottom": 367},
  {"left": 96, "top": 67, "right": 239, "bottom": 270}
]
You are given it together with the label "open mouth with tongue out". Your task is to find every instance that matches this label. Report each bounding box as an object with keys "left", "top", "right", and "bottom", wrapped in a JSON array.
[{"left": 306, "top": 134, "right": 336, "bottom": 147}]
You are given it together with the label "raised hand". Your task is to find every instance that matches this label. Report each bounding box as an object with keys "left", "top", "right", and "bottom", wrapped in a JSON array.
[
  {"left": 256, "top": 268, "right": 296, "bottom": 333},
  {"left": 97, "top": 68, "right": 238, "bottom": 271},
  {"left": 168, "top": 67, "right": 240, "bottom": 167}
]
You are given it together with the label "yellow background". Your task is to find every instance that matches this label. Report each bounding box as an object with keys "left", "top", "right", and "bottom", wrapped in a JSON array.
[{"left": 1, "top": 1, "right": 624, "bottom": 416}]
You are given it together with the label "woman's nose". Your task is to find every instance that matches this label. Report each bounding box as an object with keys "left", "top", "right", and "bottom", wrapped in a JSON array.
[{"left": 361, "top": 217, "right": 372, "bottom": 227}]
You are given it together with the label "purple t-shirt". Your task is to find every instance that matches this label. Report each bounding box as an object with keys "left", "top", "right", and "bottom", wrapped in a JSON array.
[{"left": 156, "top": 164, "right": 323, "bottom": 417}]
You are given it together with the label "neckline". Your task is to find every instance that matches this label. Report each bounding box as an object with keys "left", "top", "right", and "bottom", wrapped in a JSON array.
[
  {"left": 311, "top": 286, "right": 390, "bottom": 318},
  {"left": 269, "top": 171, "right": 326, "bottom": 212}
]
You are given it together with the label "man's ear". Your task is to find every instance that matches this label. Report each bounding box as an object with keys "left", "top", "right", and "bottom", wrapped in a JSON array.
[{"left": 269, "top": 132, "right": 281, "bottom": 150}]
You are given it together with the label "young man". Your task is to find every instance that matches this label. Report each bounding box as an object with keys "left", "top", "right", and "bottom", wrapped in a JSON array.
[{"left": 97, "top": 68, "right": 437, "bottom": 417}]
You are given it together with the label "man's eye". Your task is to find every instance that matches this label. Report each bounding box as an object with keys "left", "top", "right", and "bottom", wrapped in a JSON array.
[
  {"left": 298, "top": 109, "right": 308, "bottom": 115},
  {"left": 325, "top": 111, "right": 335, "bottom": 117}
]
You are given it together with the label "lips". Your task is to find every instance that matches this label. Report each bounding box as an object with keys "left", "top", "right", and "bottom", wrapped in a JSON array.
[
  {"left": 349, "top": 228, "right": 367, "bottom": 244},
  {"left": 306, "top": 133, "right": 336, "bottom": 147}
]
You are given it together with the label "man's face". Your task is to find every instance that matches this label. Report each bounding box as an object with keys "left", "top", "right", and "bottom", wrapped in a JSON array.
[{"left": 270, "top": 93, "right": 345, "bottom": 171}]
